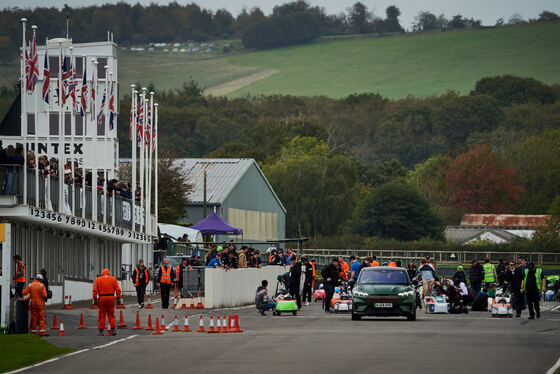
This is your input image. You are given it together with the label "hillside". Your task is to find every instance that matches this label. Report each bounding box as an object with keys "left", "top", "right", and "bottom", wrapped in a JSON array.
[
  {"left": 225, "top": 23, "right": 560, "bottom": 98},
  {"left": 0, "top": 23, "right": 559, "bottom": 99}
]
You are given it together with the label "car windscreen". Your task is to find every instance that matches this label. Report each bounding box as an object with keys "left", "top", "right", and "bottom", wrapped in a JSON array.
[{"left": 358, "top": 269, "right": 409, "bottom": 285}]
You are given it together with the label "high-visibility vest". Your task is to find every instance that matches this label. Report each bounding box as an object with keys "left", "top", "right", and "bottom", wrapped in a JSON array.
[
  {"left": 340, "top": 261, "right": 349, "bottom": 279},
  {"left": 523, "top": 268, "right": 542, "bottom": 291},
  {"left": 388, "top": 261, "right": 396, "bottom": 267},
  {"left": 371, "top": 261, "right": 379, "bottom": 267},
  {"left": 14, "top": 262, "right": 25, "bottom": 283},
  {"left": 160, "top": 266, "right": 172, "bottom": 284},
  {"left": 176, "top": 265, "right": 181, "bottom": 280},
  {"left": 134, "top": 267, "right": 149, "bottom": 286},
  {"left": 483, "top": 263, "right": 495, "bottom": 283}
]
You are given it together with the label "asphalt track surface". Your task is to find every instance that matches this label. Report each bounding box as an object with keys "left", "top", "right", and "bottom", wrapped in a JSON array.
[{"left": 17, "top": 297, "right": 560, "bottom": 374}]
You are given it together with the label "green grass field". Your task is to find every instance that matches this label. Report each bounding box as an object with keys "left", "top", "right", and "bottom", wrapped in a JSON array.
[
  {"left": 0, "top": 334, "right": 74, "bottom": 372},
  {"left": 117, "top": 48, "right": 266, "bottom": 96},
  {"left": 1, "top": 23, "right": 559, "bottom": 99},
  {"left": 226, "top": 23, "right": 560, "bottom": 98}
]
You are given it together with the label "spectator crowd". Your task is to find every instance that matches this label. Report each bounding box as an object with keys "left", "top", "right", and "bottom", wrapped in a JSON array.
[{"left": 0, "top": 141, "right": 140, "bottom": 201}]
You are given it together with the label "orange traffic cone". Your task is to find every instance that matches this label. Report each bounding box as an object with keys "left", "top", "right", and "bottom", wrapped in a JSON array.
[
  {"left": 173, "top": 295, "right": 178, "bottom": 309},
  {"left": 133, "top": 312, "right": 143, "bottom": 330},
  {"left": 183, "top": 315, "right": 191, "bottom": 332},
  {"left": 152, "top": 317, "right": 163, "bottom": 335},
  {"left": 106, "top": 325, "right": 113, "bottom": 336},
  {"left": 116, "top": 299, "right": 126, "bottom": 309},
  {"left": 224, "top": 315, "right": 232, "bottom": 333},
  {"left": 58, "top": 320, "right": 66, "bottom": 336},
  {"left": 117, "top": 311, "right": 127, "bottom": 329},
  {"left": 223, "top": 315, "right": 227, "bottom": 332},
  {"left": 172, "top": 315, "right": 180, "bottom": 332},
  {"left": 50, "top": 313, "right": 60, "bottom": 330},
  {"left": 90, "top": 299, "right": 98, "bottom": 309},
  {"left": 189, "top": 297, "right": 195, "bottom": 309},
  {"left": 63, "top": 295, "right": 73, "bottom": 309},
  {"left": 181, "top": 298, "right": 187, "bottom": 309},
  {"left": 207, "top": 316, "right": 216, "bottom": 333},
  {"left": 78, "top": 313, "right": 87, "bottom": 329},
  {"left": 173, "top": 283, "right": 178, "bottom": 295},
  {"left": 197, "top": 315, "right": 205, "bottom": 332},
  {"left": 216, "top": 316, "right": 222, "bottom": 333},
  {"left": 146, "top": 293, "right": 153, "bottom": 309},
  {"left": 160, "top": 314, "right": 168, "bottom": 331},
  {"left": 196, "top": 293, "right": 204, "bottom": 309},
  {"left": 145, "top": 314, "right": 154, "bottom": 331},
  {"left": 230, "top": 315, "right": 244, "bottom": 333}
]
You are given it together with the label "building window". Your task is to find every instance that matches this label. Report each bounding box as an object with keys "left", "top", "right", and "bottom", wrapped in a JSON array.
[{"left": 27, "top": 114, "right": 35, "bottom": 135}]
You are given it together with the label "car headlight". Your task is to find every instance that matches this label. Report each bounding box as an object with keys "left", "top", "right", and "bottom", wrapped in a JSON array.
[
  {"left": 398, "top": 290, "right": 414, "bottom": 297},
  {"left": 353, "top": 290, "right": 368, "bottom": 297}
]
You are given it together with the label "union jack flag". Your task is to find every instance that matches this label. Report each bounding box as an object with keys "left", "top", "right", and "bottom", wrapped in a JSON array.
[
  {"left": 58, "top": 52, "right": 68, "bottom": 105},
  {"left": 90, "top": 69, "right": 96, "bottom": 118},
  {"left": 80, "top": 65, "right": 87, "bottom": 116},
  {"left": 42, "top": 43, "right": 50, "bottom": 104},
  {"left": 108, "top": 81, "right": 115, "bottom": 130},
  {"left": 137, "top": 104, "right": 144, "bottom": 145},
  {"left": 26, "top": 31, "right": 39, "bottom": 93},
  {"left": 68, "top": 58, "right": 78, "bottom": 113},
  {"left": 97, "top": 88, "right": 105, "bottom": 127},
  {"left": 144, "top": 106, "right": 151, "bottom": 146}
]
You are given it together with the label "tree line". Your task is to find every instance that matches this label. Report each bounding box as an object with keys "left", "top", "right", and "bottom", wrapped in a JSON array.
[
  {"left": 109, "top": 75, "right": 560, "bottom": 247},
  {"left": 1, "top": 1, "right": 558, "bottom": 57},
  {"left": 0, "top": 75, "right": 558, "bottom": 247}
]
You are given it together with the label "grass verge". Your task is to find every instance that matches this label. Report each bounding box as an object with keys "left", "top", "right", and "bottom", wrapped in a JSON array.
[{"left": 0, "top": 334, "right": 74, "bottom": 373}]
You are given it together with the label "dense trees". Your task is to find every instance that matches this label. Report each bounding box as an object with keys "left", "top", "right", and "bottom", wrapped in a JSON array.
[
  {"left": 1, "top": 73, "right": 558, "bottom": 239},
  {"left": 349, "top": 180, "right": 443, "bottom": 241},
  {"left": 446, "top": 144, "right": 524, "bottom": 213},
  {"left": 471, "top": 75, "right": 555, "bottom": 106},
  {"left": 242, "top": 12, "right": 320, "bottom": 49},
  {"left": 263, "top": 137, "right": 359, "bottom": 237}
]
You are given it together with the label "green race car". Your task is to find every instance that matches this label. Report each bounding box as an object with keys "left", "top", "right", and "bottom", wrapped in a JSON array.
[{"left": 351, "top": 266, "right": 417, "bottom": 321}]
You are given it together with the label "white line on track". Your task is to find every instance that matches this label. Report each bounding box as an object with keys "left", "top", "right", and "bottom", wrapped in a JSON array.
[
  {"left": 4, "top": 336, "right": 138, "bottom": 374},
  {"left": 545, "top": 356, "right": 560, "bottom": 374}
]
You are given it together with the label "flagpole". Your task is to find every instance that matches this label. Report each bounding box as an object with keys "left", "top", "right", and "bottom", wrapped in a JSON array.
[
  {"left": 21, "top": 18, "right": 27, "bottom": 204},
  {"left": 82, "top": 57, "right": 86, "bottom": 218},
  {"left": 58, "top": 41, "right": 63, "bottom": 213},
  {"left": 69, "top": 46, "right": 75, "bottom": 216},
  {"left": 154, "top": 102, "right": 158, "bottom": 230},
  {"left": 148, "top": 91, "right": 154, "bottom": 235},
  {"left": 44, "top": 37, "right": 50, "bottom": 210},
  {"left": 92, "top": 59, "right": 98, "bottom": 221},
  {"left": 131, "top": 84, "right": 136, "bottom": 231},
  {"left": 32, "top": 25, "right": 39, "bottom": 208},
  {"left": 140, "top": 87, "right": 146, "bottom": 233},
  {"left": 103, "top": 66, "right": 108, "bottom": 224}
]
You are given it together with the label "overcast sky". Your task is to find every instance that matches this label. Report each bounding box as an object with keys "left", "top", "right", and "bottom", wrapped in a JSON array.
[{"left": 2, "top": 0, "right": 559, "bottom": 29}]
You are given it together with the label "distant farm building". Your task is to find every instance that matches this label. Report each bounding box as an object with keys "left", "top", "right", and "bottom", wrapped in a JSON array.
[
  {"left": 175, "top": 158, "right": 286, "bottom": 244},
  {"left": 446, "top": 214, "right": 550, "bottom": 244}
]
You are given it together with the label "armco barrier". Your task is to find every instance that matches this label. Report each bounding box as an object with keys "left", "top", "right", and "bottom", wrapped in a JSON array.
[{"left": 204, "top": 266, "right": 287, "bottom": 308}]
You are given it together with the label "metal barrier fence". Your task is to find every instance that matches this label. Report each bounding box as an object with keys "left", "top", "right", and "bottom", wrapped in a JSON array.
[
  {"left": 181, "top": 267, "right": 205, "bottom": 297},
  {"left": 303, "top": 249, "right": 560, "bottom": 266},
  {"left": 1, "top": 165, "right": 154, "bottom": 232}
]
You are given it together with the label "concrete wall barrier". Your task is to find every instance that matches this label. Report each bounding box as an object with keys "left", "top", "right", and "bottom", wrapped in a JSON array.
[
  {"left": 47, "top": 279, "right": 127, "bottom": 305},
  {"left": 205, "top": 266, "right": 287, "bottom": 309}
]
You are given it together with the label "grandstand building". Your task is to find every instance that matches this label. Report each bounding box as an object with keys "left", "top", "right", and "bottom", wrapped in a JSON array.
[{"left": 0, "top": 35, "right": 155, "bottom": 329}]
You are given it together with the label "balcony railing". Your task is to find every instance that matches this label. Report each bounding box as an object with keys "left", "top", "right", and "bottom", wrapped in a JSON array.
[{"left": 0, "top": 165, "right": 153, "bottom": 233}]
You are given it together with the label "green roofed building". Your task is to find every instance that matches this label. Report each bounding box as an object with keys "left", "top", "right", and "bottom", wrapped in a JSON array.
[{"left": 175, "top": 158, "right": 286, "bottom": 245}]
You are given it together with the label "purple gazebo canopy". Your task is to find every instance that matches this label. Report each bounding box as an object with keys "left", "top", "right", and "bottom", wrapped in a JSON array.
[{"left": 189, "top": 212, "right": 243, "bottom": 235}]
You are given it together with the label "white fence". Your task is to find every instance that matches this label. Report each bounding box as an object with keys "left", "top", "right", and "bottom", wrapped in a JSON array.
[{"left": 204, "top": 266, "right": 287, "bottom": 309}]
